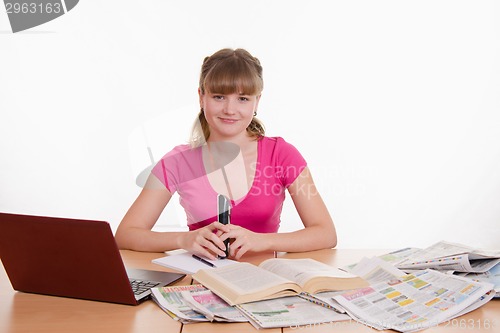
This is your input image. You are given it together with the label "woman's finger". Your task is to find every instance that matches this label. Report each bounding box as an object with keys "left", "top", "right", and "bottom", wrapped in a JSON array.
[{"left": 209, "top": 221, "right": 231, "bottom": 233}]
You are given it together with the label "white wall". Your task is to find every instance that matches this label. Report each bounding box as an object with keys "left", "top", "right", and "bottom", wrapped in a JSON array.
[{"left": 1, "top": 1, "right": 499, "bottom": 250}]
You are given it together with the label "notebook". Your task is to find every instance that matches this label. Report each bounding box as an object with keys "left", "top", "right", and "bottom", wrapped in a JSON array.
[
  {"left": 153, "top": 251, "right": 238, "bottom": 274},
  {"left": 0, "top": 212, "right": 185, "bottom": 305}
]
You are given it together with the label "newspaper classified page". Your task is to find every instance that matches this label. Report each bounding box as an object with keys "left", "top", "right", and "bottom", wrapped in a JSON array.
[{"left": 333, "top": 269, "right": 495, "bottom": 332}]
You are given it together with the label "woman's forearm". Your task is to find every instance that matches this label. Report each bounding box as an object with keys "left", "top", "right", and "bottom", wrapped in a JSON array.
[
  {"left": 115, "top": 227, "right": 184, "bottom": 252},
  {"left": 262, "top": 224, "right": 337, "bottom": 253}
]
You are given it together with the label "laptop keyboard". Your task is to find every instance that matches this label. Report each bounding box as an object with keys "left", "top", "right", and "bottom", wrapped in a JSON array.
[{"left": 129, "top": 279, "right": 161, "bottom": 296}]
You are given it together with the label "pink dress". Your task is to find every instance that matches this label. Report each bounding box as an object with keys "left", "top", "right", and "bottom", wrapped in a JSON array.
[{"left": 151, "top": 137, "right": 307, "bottom": 233}]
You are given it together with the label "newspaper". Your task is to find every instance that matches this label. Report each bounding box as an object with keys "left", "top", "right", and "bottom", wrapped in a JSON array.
[
  {"left": 344, "top": 248, "right": 421, "bottom": 272},
  {"left": 150, "top": 244, "right": 497, "bottom": 330},
  {"left": 377, "top": 248, "right": 423, "bottom": 266},
  {"left": 332, "top": 269, "right": 495, "bottom": 332},
  {"left": 301, "top": 256, "right": 408, "bottom": 313},
  {"left": 348, "top": 256, "right": 407, "bottom": 284},
  {"left": 236, "top": 295, "right": 350, "bottom": 329},
  {"left": 181, "top": 289, "right": 248, "bottom": 322},
  {"left": 396, "top": 241, "right": 500, "bottom": 273},
  {"left": 151, "top": 285, "right": 210, "bottom": 323},
  {"left": 151, "top": 284, "right": 247, "bottom": 323},
  {"left": 456, "top": 263, "right": 500, "bottom": 298}
]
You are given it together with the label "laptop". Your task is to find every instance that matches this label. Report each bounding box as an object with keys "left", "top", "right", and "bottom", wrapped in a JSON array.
[{"left": 0, "top": 212, "right": 185, "bottom": 305}]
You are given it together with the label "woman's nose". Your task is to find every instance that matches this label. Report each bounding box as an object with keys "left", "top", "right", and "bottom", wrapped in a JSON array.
[{"left": 222, "top": 99, "right": 237, "bottom": 114}]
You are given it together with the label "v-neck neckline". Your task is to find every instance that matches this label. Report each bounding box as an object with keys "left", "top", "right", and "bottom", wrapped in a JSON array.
[{"left": 201, "top": 138, "right": 261, "bottom": 206}]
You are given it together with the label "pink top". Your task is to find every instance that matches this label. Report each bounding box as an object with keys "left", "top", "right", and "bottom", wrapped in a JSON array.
[{"left": 151, "top": 137, "right": 307, "bottom": 233}]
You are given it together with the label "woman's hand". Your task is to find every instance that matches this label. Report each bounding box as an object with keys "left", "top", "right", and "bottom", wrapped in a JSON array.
[
  {"left": 220, "top": 225, "right": 270, "bottom": 260},
  {"left": 178, "top": 222, "right": 230, "bottom": 260}
]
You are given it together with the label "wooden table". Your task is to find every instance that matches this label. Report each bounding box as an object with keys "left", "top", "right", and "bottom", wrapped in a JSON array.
[{"left": 1, "top": 249, "right": 498, "bottom": 333}]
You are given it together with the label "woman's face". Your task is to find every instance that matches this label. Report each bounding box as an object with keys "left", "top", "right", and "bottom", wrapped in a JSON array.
[{"left": 199, "top": 89, "right": 260, "bottom": 142}]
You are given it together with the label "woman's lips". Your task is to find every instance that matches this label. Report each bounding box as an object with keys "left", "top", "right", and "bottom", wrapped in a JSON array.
[{"left": 219, "top": 117, "right": 238, "bottom": 124}]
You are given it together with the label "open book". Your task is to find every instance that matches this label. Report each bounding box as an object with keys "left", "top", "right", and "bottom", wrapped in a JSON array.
[{"left": 192, "top": 258, "right": 368, "bottom": 306}]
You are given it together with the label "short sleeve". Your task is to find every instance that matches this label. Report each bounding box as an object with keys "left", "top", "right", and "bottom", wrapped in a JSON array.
[
  {"left": 274, "top": 137, "right": 307, "bottom": 187},
  {"left": 151, "top": 144, "right": 205, "bottom": 194},
  {"left": 151, "top": 151, "right": 178, "bottom": 194}
]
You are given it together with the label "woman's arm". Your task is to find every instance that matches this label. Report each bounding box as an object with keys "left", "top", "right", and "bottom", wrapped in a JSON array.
[
  {"left": 270, "top": 166, "right": 337, "bottom": 250},
  {"left": 222, "top": 167, "right": 337, "bottom": 259},
  {"left": 115, "top": 174, "right": 228, "bottom": 259}
]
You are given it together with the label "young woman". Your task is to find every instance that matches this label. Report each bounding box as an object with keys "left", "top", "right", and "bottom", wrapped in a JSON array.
[{"left": 115, "top": 48, "right": 337, "bottom": 260}]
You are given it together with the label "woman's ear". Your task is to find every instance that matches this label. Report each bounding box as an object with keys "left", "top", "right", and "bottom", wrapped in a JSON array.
[
  {"left": 198, "top": 88, "right": 204, "bottom": 108},
  {"left": 255, "top": 94, "right": 262, "bottom": 111}
]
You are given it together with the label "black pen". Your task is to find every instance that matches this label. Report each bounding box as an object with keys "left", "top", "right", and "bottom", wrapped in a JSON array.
[
  {"left": 217, "top": 194, "right": 231, "bottom": 259},
  {"left": 192, "top": 254, "right": 215, "bottom": 267}
]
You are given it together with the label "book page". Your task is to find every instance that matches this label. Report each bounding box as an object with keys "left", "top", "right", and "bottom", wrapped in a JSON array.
[
  {"left": 260, "top": 258, "right": 357, "bottom": 287},
  {"left": 203, "top": 262, "right": 294, "bottom": 294}
]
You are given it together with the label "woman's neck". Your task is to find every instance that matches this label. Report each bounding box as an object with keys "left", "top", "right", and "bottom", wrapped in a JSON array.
[{"left": 208, "top": 132, "right": 256, "bottom": 151}]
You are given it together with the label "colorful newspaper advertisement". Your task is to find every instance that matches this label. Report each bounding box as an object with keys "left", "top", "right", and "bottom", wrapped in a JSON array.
[
  {"left": 151, "top": 285, "right": 210, "bottom": 323},
  {"left": 333, "top": 269, "right": 495, "bottom": 332},
  {"left": 302, "top": 256, "right": 407, "bottom": 313}
]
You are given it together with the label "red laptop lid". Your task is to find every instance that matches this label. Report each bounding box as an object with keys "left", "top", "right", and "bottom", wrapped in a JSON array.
[{"left": 0, "top": 213, "right": 138, "bottom": 305}]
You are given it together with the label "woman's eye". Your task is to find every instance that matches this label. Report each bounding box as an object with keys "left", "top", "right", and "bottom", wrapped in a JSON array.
[
  {"left": 239, "top": 97, "right": 249, "bottom": 101},
  {"left": 213, "top": 95, "right": 224, "bottom": 100}
]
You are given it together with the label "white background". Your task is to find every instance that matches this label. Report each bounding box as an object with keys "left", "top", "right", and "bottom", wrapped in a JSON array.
[{"left": 1, "top": 1, "right": 499, "bottom": 249}]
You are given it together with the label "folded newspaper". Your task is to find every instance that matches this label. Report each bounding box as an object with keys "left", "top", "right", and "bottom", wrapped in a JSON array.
[
  {"left": 150, "top": 284, "right": 247, "bottom": 324},
  {"left": 396, "top": 240, "right": 500, "bottom": 273},
  {"left": 456, "top": 264, "right": 500, "bottom": 298}
]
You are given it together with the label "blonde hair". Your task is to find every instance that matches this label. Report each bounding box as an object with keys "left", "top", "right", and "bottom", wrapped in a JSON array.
[{"left": 191, "top": 48, "right": 265, "bottom": 146}]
